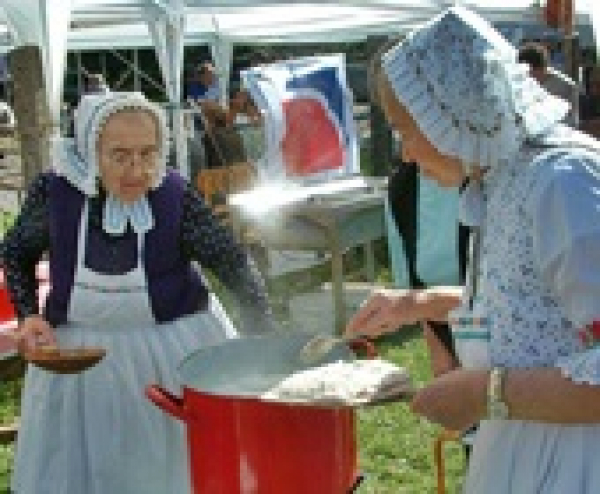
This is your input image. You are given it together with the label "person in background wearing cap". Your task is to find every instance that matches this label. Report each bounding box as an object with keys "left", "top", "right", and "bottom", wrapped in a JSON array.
[
  {"left": 1, "top": 92, "right": 273, "bottom": 494},
  {"left": 186, "top": 61, "right": 220, "bottom": 104},
  {"left": 518, "top": 41, "right": 580, "bottom": 128},
  {"left": 83, "top": 72, "right": 110, "bottom": 96},
  {"left": 346, "top": 6, "right": 600, "bottom": 493}
]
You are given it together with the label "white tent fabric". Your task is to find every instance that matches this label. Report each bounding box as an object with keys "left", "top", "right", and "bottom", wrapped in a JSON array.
[
  {"left": 593, "top": 5, "right": 600, "bottom": 57},
  {"left": 145, "top": 0, "right": 188, "bottom": 174},
  {"left": 145, "top": 1, "right": 185, "bottom": 103},
  {"left": 0, "top": 0, "right": 595, "bottom": 157},
  {"left": 210, "top": 37, "right": 232, "bottom": 106}
]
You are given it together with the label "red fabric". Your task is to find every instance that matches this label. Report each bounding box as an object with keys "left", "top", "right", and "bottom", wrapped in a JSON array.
[
  {"left": 579, "top": 321, "right": 600, "bottom": 346},
  {"left": 0, "top": 277, "right": 16, "bottom": 323},
  {"left": 0, "top": 262, "right": 50, "bottom": 356},
  {"left": 590, "top": 321, "right": 600, "bottom": 340},
  {"left": 281, "top": 99, "right": 345, "bottom": 177},
  {"left": 0, "top": 278, "right": 18, "bottom": 355}
]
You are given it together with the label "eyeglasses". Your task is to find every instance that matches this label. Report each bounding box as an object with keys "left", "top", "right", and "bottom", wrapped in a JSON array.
[{"left": 103, "top": 147, "right": 159, "bottom": 172}]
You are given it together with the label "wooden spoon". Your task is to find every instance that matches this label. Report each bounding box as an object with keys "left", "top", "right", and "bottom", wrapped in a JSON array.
[{"left": 24, "top": 345, "right": 107, "bottom": 374}]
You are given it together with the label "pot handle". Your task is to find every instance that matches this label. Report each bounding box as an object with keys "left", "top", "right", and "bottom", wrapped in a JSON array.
[
  {"left": 349, "top": 338, "right": 378, "bottom": 358},
  {"left": 145, "top": 384, "right": 187, "bottom": 422}
]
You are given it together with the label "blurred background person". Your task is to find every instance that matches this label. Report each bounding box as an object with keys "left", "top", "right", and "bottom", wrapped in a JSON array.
[
  {"left": 580, "top": 67, "right": 600, "bottom": 139},
  {"left": 83, "top": 72, "right": 110, "bottom": 95},
  {"left": 518, "top": 41, "right": 579, "bottom": 127},
  {"left": 186, "top": 61, "right": 220, "bottom": 104}
]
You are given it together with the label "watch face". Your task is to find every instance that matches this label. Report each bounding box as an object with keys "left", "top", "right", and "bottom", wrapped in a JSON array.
[{"left": 489, "top": 400, "right": 509, "bottom": 419}]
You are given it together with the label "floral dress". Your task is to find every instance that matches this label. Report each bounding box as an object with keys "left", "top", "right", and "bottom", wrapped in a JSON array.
[{"left": 450, "top": 128, "right": 600, "bottom": 493}]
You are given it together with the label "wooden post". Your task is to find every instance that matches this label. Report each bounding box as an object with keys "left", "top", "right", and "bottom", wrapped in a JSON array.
[
  {"left": 545, "top": 0, "right": 577, "bottom": 79},
  {"left": 563, "top": 33, "right": 580, "bottom": 83},
  {"left": 9, "top": 45, "right": 51, "bottom": 188}
]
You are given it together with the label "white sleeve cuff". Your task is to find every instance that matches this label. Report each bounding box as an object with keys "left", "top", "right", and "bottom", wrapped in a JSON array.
[{"left": 556, "top": 346, "right": 600, "bottom": 386}]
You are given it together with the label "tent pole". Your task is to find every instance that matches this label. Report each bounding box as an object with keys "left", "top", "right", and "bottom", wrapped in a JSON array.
[
  {"left": 133, "top": 49, "right": 141, "bottom": 92},
  {"left": 76, "top": 51, "right": 84, "bottom": 97}
]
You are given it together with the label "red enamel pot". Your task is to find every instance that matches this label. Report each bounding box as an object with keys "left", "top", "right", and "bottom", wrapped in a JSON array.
[{"left": 146, "top": 332, "right": 375, "bottom": 494}]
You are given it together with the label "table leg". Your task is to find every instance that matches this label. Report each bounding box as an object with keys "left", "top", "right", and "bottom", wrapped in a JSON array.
[
  {"left": 331, "top": 243, "right": 346, "bottom": 335},
  {"left": 364, "top": 241, "right": 376, "bottom": 282}
]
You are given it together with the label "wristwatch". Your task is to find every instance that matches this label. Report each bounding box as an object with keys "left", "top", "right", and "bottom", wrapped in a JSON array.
[{"left": 487, "top": 367, "right": 510, "bottom": 420}]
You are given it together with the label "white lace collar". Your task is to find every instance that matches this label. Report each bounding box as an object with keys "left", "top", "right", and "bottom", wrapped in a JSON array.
[{"left": 103, "top": 194, "right": 154, "bottom": 235}]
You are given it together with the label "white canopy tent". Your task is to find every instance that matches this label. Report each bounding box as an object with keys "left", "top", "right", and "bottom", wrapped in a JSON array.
[
  {"left": 0, "top": 0, "right": 597, "bottom": 173},
  {"left": 1, "top": 1, "right": 596, "bottom": 114}
]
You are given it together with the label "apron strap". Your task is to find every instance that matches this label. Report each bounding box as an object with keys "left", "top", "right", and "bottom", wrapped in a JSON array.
[{"left": 76, "top": 200, "right": 90, "bottom": 269}]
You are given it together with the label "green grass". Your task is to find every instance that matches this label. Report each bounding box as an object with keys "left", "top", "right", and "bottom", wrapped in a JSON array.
[
  {"left": 357, "top": 328, "right": 466, "bottom": 493},
  {"left": 0, "top": 380, "right": 20, "bottom": 494},
  {"left": 0, "top": 212, "right": 14, "bottom": 235}
]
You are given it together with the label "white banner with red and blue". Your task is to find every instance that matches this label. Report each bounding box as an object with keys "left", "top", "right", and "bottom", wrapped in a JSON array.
[{"left": 242, "top": 54, "right": 358, "bottom": 185}]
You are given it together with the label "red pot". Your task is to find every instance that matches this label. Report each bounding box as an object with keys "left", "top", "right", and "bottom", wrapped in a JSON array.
[
  {"left": 147, "top": 385, "right": 358, "bottom": 494},
  {"left": 146, "top": 333, "right": 374, "bottom": 494}
]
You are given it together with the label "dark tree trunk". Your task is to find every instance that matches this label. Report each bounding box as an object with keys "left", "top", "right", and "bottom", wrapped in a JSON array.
[{"left": 9, "top": 45, "right": 50, "bottom": 188}]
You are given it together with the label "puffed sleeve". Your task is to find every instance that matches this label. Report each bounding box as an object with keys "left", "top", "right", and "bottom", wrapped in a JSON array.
[
  {"left": 1, "top": 173, "right": 50, "bottom": 320},
  {"left": 180, "top": 184, "right": 274, "bottom": 334},
  {"left": 529, "top": 148, "right": 600, "bottom": 384}
]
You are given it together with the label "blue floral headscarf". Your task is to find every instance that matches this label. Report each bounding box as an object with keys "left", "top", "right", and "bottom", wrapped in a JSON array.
[{"left": 381, "top": 5, "right": 570, "bottom": 172}]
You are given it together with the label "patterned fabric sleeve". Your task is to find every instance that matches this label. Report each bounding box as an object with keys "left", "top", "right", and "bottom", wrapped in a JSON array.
[
  {"left": 180, "top": 183, "right": 273, "bottom": 333},
  {"left": 529, "top": 149, "right": 600, "bottom": 385},
  {"left": 1, "top": 173, "right": 51, "bottom": 320}
]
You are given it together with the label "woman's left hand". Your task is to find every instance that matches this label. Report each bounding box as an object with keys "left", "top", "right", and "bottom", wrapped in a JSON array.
[{"left": 410, "top": 369, "right": 488, "bottom": 431}]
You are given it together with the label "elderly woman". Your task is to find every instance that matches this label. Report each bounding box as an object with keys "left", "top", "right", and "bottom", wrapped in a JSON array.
[
  {"left": 1, "top": 92, "right": 272, "bottom": 493},
  {"left": 346, "top": 7, "right": 600, "bottom": 493}
]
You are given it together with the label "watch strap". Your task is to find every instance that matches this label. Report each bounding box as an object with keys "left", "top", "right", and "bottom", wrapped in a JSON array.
[{"left": 487, "top": 367, "right": 509, "bottom": 419}]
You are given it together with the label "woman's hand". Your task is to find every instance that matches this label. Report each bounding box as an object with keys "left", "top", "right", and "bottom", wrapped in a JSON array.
[
  {"left": 16, "top": 315, "right": 57, "bottom": 354},
  {"left": 410, "top": 368, "right": 488, "bottom": 431},
  {"left": 344, "top": 289, "right": 422, "bottom": 339},
  {"left": 345, "top": 286, "right": 462, "bottom": 340}
]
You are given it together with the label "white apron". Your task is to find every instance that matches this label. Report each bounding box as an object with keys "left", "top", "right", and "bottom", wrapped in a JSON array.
[{"left": 13, "top": 201, "right": 237, "bottom": 494}]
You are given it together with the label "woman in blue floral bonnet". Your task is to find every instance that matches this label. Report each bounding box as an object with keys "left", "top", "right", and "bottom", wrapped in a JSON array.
[
  {"left": 346, "top": 6, "right": 600, "bottom": 493},
  {"left": 2, "top": 91, "right": 272, "bottom": 493}
]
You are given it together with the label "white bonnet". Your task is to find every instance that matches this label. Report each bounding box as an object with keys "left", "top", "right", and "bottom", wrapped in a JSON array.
[
  {"left": 381, "top": 6, "right": 570, "bottom": 171},
  {"left": 54, "top": 91, "right": 170, "bottom": 196}
]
